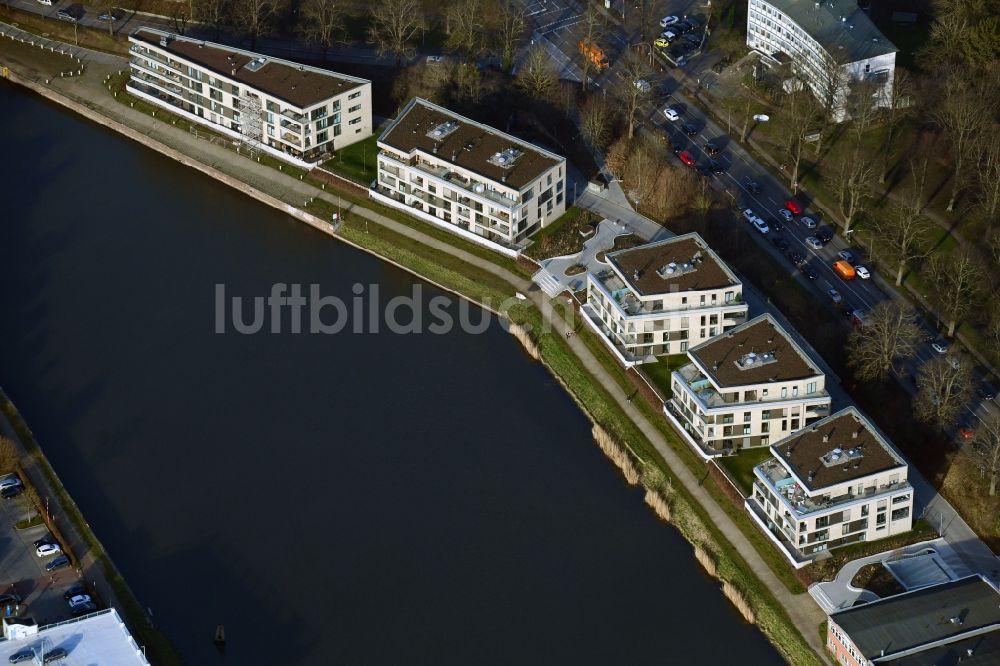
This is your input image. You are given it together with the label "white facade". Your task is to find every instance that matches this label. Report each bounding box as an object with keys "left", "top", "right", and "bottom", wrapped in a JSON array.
[
  {"left": 374, "top": 98, "right": 567, "bottom": 249},
  {"left": 127, "top": 28, "right": 372, "bottom": 166},
  {"left": 583, "top": 234, "right": 748, "bottom": 365},
  {"left": 747, "top": 0, "right": 897, "bottom": 120},
  {"left": 747, "top": 408, "right": 914, "bottom": 567},
  {"left": 666, "top": 314, "right": 832, "bottom": 457}
]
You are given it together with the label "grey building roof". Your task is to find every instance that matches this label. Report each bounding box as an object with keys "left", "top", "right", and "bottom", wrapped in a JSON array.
[
  {"left": 883, "top": 630, "right": 1000, "bottom": 665},
  {"left": 830, "top": 576, "right": 1000, "bottom": 662},
  {"left": 0, "top": 609, "right": 150, "bottom": 665},
  {"left": 762, "top": 0, "right": 897, "bottom": 64}
]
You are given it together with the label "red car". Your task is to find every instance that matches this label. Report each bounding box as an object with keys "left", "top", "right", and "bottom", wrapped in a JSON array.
[
  {"left": 678, "top": 150, "right": 696, "bottom": 166},
  {"left": 784, "top": 199, "right": 803, "bottom": 215},
  {"left": 958, "top": 427, "right": 975, "bottom": 441}
]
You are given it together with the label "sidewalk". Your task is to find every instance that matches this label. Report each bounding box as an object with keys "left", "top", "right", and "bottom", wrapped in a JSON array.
[{"left": 6, "top": 30, "right": 830, "bottom": 659}]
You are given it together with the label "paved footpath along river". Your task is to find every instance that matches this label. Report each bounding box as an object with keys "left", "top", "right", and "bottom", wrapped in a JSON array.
[{"left": 0, "top": 82, "right": 784, "bottom": 664}]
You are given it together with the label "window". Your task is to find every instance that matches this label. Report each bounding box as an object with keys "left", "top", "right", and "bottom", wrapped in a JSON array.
[
  {"left": 334, "top": 124, "right": 342, "bottom": 137},
  {"left": 680, "top": 317, "right": 689, "bottom": 328},
  {"left": 743, "top": 412, "right": 751, "bottom": 422},
  {"left": 348, "top": 90, "right": 362, "bottom": 100},
  {"left": 781, "top": 387, "right": 787, "bottom": 398},
  {"left": 742, "top": 426, "right": 751, "bottom": 435},
  {"left": 807, "top": 381, "right": 816, "bottom": 394},
  {"left": 792, "top": 386, "right": 799, "bottom": 397},
  {"left": 892, "top": 507, "right": 910, "bottom": 521},
  {"left": 349, "top": 104, "right": 362, "bottom": 113},
  {"left": 349, "top": 117, "right": 362, "bottom": 125},
  {"left": 317, "top": 118, "right": 329, "bottom": 130}
]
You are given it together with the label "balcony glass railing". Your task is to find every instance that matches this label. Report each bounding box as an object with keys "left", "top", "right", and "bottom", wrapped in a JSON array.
[
  {"left": 754, "top": 458, "right": 910, "bottom": 517},
  {"left": 381, "top": 152, "right": 519, "bottom": 210}
]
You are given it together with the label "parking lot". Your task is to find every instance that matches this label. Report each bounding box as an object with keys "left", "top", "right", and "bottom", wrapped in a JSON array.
[{"left": 0, "top": 473, "right": 96, "bottom": 626}]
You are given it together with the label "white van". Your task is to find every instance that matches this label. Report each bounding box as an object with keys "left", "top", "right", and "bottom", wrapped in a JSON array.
[{"left": 37, "top": 0, "right": 53, "bottom": 6}]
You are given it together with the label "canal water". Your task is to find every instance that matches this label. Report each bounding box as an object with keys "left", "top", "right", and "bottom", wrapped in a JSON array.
[{"left": 0, "top": 82, "right": 784, "bottom": 664}]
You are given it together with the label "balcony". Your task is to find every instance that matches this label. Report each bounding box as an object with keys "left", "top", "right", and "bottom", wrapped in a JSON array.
[
  {"left": 674, "top": 362, "right": 831, "bottom": 410},
  {"left": 281, "top": 109, "right": 305, "bottom": 124},
  {"left": 590, "top": 269, "right": 746, "bottom": 318},
  {"left": 381, "top": 151, "right": 520, "bottom": 210},
  {"left": 754, "top": 457, "right": 911, "bottom": 517},
  {"left": 130, "top": 70, "right": 183, "bottom": 97}
]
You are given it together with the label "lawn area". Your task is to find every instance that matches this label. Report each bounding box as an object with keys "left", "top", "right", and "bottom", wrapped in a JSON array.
[
  {"left": 321, "top": 133, "right": 381, "bottom": 185},
  {"left": 718, "top": 447, "right": 773, "bottom": 495},
  {"left": 638, "top": 355, "right": 688, "bottom": 399}
]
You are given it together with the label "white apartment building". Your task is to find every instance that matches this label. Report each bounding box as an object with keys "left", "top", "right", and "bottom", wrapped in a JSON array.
[
  {"left": 127, "top": 28, "right": 373, "bottom": 166},
  {"left": 665, "top": 313, "right": 832, "bottom": 458},
  {"left": 747, "top": 407, "right": 914, "bottom": 568},
  {"left": 372, "top": 97, "right": 567, "bottom": 255},
  {"left": 583, "top": 233, "right": 748, "bottom": 365},
  {"left": 746, "top": 0, "right": 897, "bottom": 120}
]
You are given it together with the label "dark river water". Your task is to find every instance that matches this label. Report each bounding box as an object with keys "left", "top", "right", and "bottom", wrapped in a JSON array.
[{"left": 0, "top": 82, "right": 784, "bottom": 665}]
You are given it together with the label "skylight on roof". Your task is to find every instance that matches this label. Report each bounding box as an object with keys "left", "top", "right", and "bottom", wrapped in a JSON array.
[
  {"left": 487, "top": 147, "right": 523, "bottom": 168},
  {"left": 427, "top": 120, "right": 460, "bottom": 140}
]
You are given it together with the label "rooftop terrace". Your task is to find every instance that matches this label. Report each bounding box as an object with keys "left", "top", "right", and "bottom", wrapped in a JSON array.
[{"left": 606, "top": 234, "right": 740, "bottom": 297}]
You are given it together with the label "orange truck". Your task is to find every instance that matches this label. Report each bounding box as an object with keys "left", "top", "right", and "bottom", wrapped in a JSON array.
[
  {"left": 579, "top": 38, "right": 609, "bottom": 70},
  {"left": 833, "top": 260, "right": 856, "bottom": 280}
]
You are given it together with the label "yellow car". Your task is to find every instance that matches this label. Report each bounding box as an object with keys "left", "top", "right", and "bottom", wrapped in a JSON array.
[{"left": 654, "top": 38, "right": 670, "bottom": 48}]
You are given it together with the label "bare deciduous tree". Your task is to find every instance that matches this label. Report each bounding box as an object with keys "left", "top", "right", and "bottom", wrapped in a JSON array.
[
  {"left": 232, "top": 0, "right": 285, "bottom": 49},
  {"left": 615, "top": 51, "right": 652, "bottom": 140},
  {"left": 878, "top": 69, "right": 913, "bottom": 184},
  {"left": 516, "top": 45, "right": 558, "bottom": 101},
  {"left": 579, "top": 95, "right": 612, "bottom": 149},
  {"left": 807, "top": 55, "right": 847, "bottom": 154},
  {"left": 967, "top": 412, "right": 1000, "bottom": 496},
  {"left": 299, "top": 0, "right": 343, "bottom": 62},
  {"left": 827, "top": 148, "right": 875, "bottom": 233},
  {"left": 870, "top": 162, "right": 933, "bottom": 285},
  {"left": 779, "top": 87, "right": 819, "bottom": 191},
  {"left": 391, "top": 60, "right": 453, "bottom": 105},
  {"left": 605, "top": 136, "right": 630, "bottom": 181},
  {"left": 931, "top": 74, "right": 988, "bottom": 211},
  {"left": 445, "top": 0, "right": 488, "bottom": 62},
  {"left": 492, "top": 0, "right": 526, "bottom": 73},
  {"left": 976, "top": 126, "right": 1000, "bottom": 219},
  {"left": 193, "top": 0, "right": 231, "bottom": 40},
  {"left": 914, "top": 355, "right": 973, "bottom": 427},
  {"left": 369, "top": 0, "right": 426, "bottom": 68},
  {"left": 20, "top": 484, "right": 42, "bottom": 521},
  {"left": 922, "top": 249, "right": 987, "bottom": 337},
  {"left": 846, "top": 302, "right": 923, "bottom": 382},
  {"left": 577, "top": 7, "right": 605, "bottom": 91}
]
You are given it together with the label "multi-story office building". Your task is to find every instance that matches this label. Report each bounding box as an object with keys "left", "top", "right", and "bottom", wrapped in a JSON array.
[
  {"left": 665, "top": 313, "right": 832, "bottom": 458},
  {"left": 826, "top": 576, "right": 1000, "bottom": 666},
  {"left": 127, "top": 28, "right": 373, "bottom": 166},
  {"left": 372, "top": 97, "right": 567, "bottom": 254},
  {"left": 747, "top": 407, "right": 913, "bottom": 567},
  {"left": 582, "top": 233, "right": 748, "bottom": 365},
  {"left": 746, "top": 0, "right": 897, "bottom": 119}
]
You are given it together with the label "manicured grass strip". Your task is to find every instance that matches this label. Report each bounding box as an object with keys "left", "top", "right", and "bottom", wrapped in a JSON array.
[
  {"left": 320, "top": 133, "right": 381, "bottom": 184},
  {"left": 718, "top": 447, "right": 774, "bottom": 496}
]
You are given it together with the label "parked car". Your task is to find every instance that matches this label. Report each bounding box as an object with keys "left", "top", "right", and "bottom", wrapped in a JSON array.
[
  {"left": 958, "top": 426, "right": 975, "bottom": 440},
  {"left": 681, "top": 122, "right": 699, "bottom": 136},
  {"left": 931, "top": 339, "right": 950, "bottom": 354},
  {"left": 71, "top": 603, "right": 97, "bottom": 616},
  {"left": 707, "top": 159, "right": 725, "bottom": 175},
  {"left": 753, "top": 218, "right": 770, "bottom": 234},
  {"left": 978, "top": 385, "right": 996, "bottom": 401},
  {"left": 633, "top": 79, "right": 651, "bottom": 93},
  {"left": 0, "top": 477, "right": 22, "bottom": 491},
  {"left": 800, "top": 216, "right": 817, "bottom": 229},
  {"left": 36, "top": 0, "right": 53, "bottom": 5},
  {"left": 777, "top": 208, "right": 793, "bottom": 222},
  {"left": 34, "top": 536, "right": 57, "bottom": 548},
  {"left": 8, "top": 649, "right": 34, "bottom": 664},
  {"left": 677, "top": 150, "right": 696, "bottom": 166},
  {"left": 36, "top": 543, "right": 62, "bottom": 558},
  {"left": 67, "top": 594, "right": 92, "bottom": 608},
  {"left": 677, "top": 19, "right": 696, "bottom": 33},
  {"left": 63, "top": 583, "right": 88, "bottom": 600},
  {"left": 98, "top": 12, "right": 119, "bottom": 21},
  {"left": 772, "top": 236, "right": 789, "bottom": 252},
  {"left": 837, "top": 249, "right": 857, "bottom": 264},
  {"left": 683, "top": 33, "right": 702, "bottom": 46},
  {"left": 45, "top": 555, "right": 70, "bottom": 572},
  {"left": 789, "top": 251, "right": 806, "bottom": 266},
  {"left": 662, "top": 29, "right": 680, "bottom": 41},
  {"left": 817, "top": 228, "right": 834, "bottom": 244},
  {"left": 828, "top": 289, "right": 843, "bottom": 304},
  {"left": 784, "top": 199, "right": 803, "bottom": 215},
  {"left": 744, "top": 178, "right": 761, "bottom": 194},
  {"left": 654, "top": 37, "right": 670, "bottom": 49},
  {"left": 855, "top": 265, "right": 871, "bottom": 279},
  {"left": 801, "top": 264, "right": 818, "bottom": 280},
  {"left": 56, "top": 5, "right": 83, "bottom": 22},
  {"left": 660, "top": 15, "right": 679, "bottom": 27},
  {"left": 742, "top": 208, "right": 757, "bottom": 222},
  {"left": 805, "top": 236, "right": 823, "bottom": 250},
  {"left": 1, "top": 486, "right": 21, "bottom": 499},
  {"left": 42, "top": 648, "right": 68, "bottom": 663},
  {"left": 705, "top": 142, "right": 719, "bottom": 156},
  {"left": 663, "top": 106, "right": 680, "bottom": 121},
  {"left": 771, "top": 218, "right": 785, "bottom": 232}
]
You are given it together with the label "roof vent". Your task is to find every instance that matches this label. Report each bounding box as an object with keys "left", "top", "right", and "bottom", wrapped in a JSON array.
[
  {"left": 808, "top": 471, "right": 815, "bottom": 482},
  {"left": 488, "top": 147, "right": 524, "bottom": 168},
  {"left": 822, "top": 434, "right": 829, "bottom": 443},
  {"left": 245, "top": 57, "right": 268, "bottom": 72},
  {"left": 950, "top": 616, "right": 963, "bottom": 625},
  {"left": 427, "top": 120, "right": 460, "bottom": 141},
  {"left": 159, "top": 36, "right": 169, "bottom": 47},
  {"left": 633, "top": 270, "right": 641, "bottom": 281},
  {"left": 852, "top": 429, "right": 860, "bottom": 439}
]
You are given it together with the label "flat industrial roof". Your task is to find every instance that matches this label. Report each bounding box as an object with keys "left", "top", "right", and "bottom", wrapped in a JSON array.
[
  {"left": 131, "top": 29, "right": 368, "bottom": 109},
  {"left": 607, "top": 233, "right": 740, "bottom": 296},
  {"left": 0, "top": 609, "right": 149, "bottom": 665},
  {"left": 772, "top": 407, "right": 906, "bottom": 490},
  {"left": 831, "top": 576, "right": 1000, "bottom": 662},
  {"left": 689, "top": 313, "right": 822, "bottom": 387},
  {"left": 378, "top": 98, "right": 564, "bottom": 190},
  {"left": 760, "top": 0, "right": 897, "bottom": 64}
]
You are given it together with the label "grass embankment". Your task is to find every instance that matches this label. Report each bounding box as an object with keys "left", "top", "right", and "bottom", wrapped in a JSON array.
[
  {"left": 0, "top": 391, "right": 182, "bottom": 665},
  {"left": 638, "top": 355, "right": 687, "bottom": 399},
  {"left": 718, "top": 447, "right": 773, "bottom": 495},
  {"left": 320, "top": 133, "right": 381, "bottom": 184}
]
